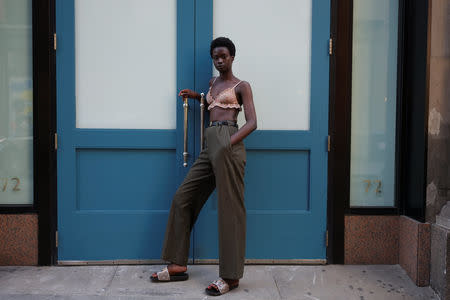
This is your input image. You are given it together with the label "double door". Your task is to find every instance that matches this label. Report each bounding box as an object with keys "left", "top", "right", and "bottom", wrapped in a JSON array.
[{"left": 56, "top": 0, "right": 330, "bottom": 263}]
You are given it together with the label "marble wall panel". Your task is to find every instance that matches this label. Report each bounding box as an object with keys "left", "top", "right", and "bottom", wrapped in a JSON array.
[
  {"left": 345, "top": 215, "right": 399, "bottom": 264},
  {"left": 399, "top": 216, "right": 431, "bottom": 286},
  {"left": 0, "top": 214, "right": 38, "bottom": 265}
]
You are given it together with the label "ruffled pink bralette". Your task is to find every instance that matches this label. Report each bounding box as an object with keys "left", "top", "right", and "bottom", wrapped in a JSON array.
[{"left": 206, "top": 77, "right": 242, "bottom": 111}]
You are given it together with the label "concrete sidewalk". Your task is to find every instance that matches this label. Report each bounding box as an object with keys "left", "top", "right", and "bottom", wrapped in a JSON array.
[{"left": 0, "top": 264, "right": 439, "bottom": 300}]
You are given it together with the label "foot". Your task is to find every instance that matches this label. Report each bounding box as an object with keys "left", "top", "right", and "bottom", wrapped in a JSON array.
[
  {"left": 206, "top": 278, "right": 239, "bottom": 295},
  {"left": 151, "top": 264, "right": 187, "bottom": 280}
]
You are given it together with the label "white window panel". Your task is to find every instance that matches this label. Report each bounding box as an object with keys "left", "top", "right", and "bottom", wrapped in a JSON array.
[
  {"left": 213, "top": 0, "right": 312, "bottom": 130},
  {"left": 75, "top": 0, "right": 177, "bottom": 129}
]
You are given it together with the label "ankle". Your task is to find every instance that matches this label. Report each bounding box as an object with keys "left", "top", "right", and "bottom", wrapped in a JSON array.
[
  {"left": 223, "top": 278, "right": 239, "bottom": 285},
  {"left": 168, "top": 263, "right": 187, "bottom": 272}
]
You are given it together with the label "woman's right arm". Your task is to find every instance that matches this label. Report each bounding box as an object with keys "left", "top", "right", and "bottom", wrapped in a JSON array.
[
  {"left": 178, "top": 77, "right": 215, "bottom": 101},
  {"left": 178, "top": 89, "right": 200, "bottom": 100}
]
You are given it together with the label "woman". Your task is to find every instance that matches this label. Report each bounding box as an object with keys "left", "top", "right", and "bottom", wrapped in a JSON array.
[{"left": 151, "top": 37, "right": 257, "bottom": 296}]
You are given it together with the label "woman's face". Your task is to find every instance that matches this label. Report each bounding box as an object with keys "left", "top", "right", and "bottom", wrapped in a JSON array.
[{"left": 212, "top": 47, "right": 234, "bottom": 73}]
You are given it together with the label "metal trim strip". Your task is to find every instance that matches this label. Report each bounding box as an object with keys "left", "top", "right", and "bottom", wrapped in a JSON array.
[
  {"left": 58, "top": 259, "right": 326, "bottom": 265},
  {"left": 57, "top": 259, "right": 194, "bottom": 266}
]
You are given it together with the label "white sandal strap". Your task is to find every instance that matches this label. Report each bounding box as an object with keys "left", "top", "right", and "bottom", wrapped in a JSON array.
[
  {"left": 212, "top": 278, "right": 229, "bottom": 294},
  {"left": 157, "top": 267, "right": 170, "bottom": 281}
]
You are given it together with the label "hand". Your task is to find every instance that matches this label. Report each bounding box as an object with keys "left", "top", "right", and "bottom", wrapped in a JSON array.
[{"left": 178, "top": 89, "right": 199, "bottom": 100}]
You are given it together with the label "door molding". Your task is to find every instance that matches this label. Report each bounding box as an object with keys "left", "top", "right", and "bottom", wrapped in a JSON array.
[
  {"left": 34, "top": 0, "right": 58, "bottom": 266},
  {"left": 57, "top": 259, "right": 326, "bottom": 265}
]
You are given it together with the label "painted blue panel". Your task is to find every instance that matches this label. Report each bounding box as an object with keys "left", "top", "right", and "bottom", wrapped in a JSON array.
[
  {"left": 76, "top": 149, "right": 176, "bottom": 211},
  {"left": 73, "top": 130, "right": 177, "bottom": 149},
  {"left": 245, "top": 150, "right": 310, "bottom": 211},
  {"left": 194, "top": 0, "right": 213, "bottom": 158},
  {"left": 56, "top": 0, "right": 76, "bottom": 133},
  {"left": 176, "top": 0, "right": 196, "bottom": 181},
  {"left": 243, "top": 130, "right": 313, "bottom": 150},
  {"left": 59, "top": 213, "right": 170, "bottom": 260},
  {"left": 208, "top": 150, "right": 310, "bottom": 211}
]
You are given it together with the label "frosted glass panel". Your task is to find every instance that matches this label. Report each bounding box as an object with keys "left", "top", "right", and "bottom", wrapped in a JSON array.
[
  {"left": 75, "top": 0, "right": 176, "bottom": 129},
  {"left": 350, "top": 0, "right": 398, "bottom": 207},
  {"left": 0, "top": 0, "right": 34, "bottom": 205},
  {"left": 213, "top": 0, "right": 311, "bottom": 130}
]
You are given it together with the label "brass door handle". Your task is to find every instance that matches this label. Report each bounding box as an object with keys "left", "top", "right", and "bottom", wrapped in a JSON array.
[
  {"left": 183, "top": 96, "right": 188, "bottom": 167},
  {"left": 200, "top": 93, "right": 205, "bottom": 151}
]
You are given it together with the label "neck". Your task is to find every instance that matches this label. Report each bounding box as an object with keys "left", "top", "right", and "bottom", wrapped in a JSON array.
[{"left": 219, "top": 69, "right": 234, "bottom": 80}]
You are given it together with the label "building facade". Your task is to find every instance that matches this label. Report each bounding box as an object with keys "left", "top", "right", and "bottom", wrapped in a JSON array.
[{"left": 1, "top": 0, "right": 448, "bottom": 297}]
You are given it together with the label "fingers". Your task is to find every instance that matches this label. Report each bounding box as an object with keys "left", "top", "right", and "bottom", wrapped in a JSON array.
[
  {"left": 178, "top": 89, "right": 200, "bottom": 100},
  {"left": 178, "top": 89, "right": 190, "bottom": 97}
]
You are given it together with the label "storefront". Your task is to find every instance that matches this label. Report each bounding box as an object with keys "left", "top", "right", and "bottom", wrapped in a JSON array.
[{"left": 1, "top": 0, "right": 446, "bottom": 292}]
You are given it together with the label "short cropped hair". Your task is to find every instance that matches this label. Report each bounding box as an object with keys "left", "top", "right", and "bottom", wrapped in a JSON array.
[{"left": 210, "top": 37, "right": 236, "bottom": 57}]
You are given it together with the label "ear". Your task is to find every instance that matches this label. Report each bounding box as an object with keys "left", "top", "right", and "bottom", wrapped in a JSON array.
[{"left": 231, "top": 56, "right": 235, "bottom": 62}]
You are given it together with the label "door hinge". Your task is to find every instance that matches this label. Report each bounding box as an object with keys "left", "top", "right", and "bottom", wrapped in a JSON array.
[
  {"left": 327, "top": 135, "right": 331, "bottom": 152},
  {"left": 54, "top": 133, "right": 58, "bottom": 150},
  {"left": 53, "top": 33, "right": 57, "bottom": 50},
  {"left": 329, "top": 38, "right": 333, "bottom": 55},
  {"left": 326, "top": 230, "right": 329, "bottom": 247},
  {"left": 55, "top": 231, "right": 58, "bottom": 248}
]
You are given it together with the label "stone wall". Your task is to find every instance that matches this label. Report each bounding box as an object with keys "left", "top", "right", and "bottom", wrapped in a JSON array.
[
  {"left": 426, "top": 0, "right": 450, "bottom": 223},
  {"left": 0, "top": 214, "right": 38, "bottom": 265},
  {"left": 427, "top": 0, "right": 450, "bottom": 298}
]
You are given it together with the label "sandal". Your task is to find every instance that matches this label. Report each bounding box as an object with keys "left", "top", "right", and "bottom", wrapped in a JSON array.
[
  {"left": 150, "top": 267, "right": 189, "bottom": 282},
  {"left": 205, "top": 278, "right": 239, "bottom": 296}
]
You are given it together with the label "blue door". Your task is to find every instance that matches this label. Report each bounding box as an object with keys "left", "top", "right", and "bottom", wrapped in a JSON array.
[
  {"left": 56, "top": 0, "right": 198, "bottom": 262},
  {"left": 57, "top": 0, "right": 330, "bottom": 263},
  {"left": 193, "top": 0, "right": 330, "bottom": 262}
]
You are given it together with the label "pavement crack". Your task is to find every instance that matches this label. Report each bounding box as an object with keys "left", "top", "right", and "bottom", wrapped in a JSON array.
[
  {"left": 103, "top": 265, "right": 118, "bottom": 295},
  {"left": 273, "top": 275, "right": 283, "bottom": 300}
]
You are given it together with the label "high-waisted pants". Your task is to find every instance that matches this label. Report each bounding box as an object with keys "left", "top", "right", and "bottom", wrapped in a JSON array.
[{"left": 161, "top": 124, "right": 246, "bottom": 280}]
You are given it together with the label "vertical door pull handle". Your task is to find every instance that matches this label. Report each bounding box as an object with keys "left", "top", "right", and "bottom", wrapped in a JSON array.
[
  {"left": 183, "top": 97, "right": 189, "bottom": 167},
  {"left": 200, "top": 93, "right": 205, "bottom": 151}
]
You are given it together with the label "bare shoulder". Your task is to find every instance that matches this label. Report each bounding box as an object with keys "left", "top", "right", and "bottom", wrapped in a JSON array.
[
  {"left": 236, "top": 80, "right": 252, "bottom": 94},
  {"left": 209, "top": 77, "right": 217, "bottom": 87},
  {"left": 239, "top": 80, "right": 251, "bottom": 87}
]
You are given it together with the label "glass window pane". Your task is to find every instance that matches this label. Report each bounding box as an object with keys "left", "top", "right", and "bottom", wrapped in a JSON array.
[
  {"left": 0, "top": 0, "right": 34, "bottom": 205},
  {"left": 213, "top": 0, "right": 312, "bottom": 130},
  {"left": 350, "top": 0, "right": 399, "bottom": 207},
  {"left": 75, "top": 0, "right": 177, "bottom": 129}
]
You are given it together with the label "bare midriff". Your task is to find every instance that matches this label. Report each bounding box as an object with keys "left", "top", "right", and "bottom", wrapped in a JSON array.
[{"left": 209, "top": 106, "right": 239, "bottom": 123}]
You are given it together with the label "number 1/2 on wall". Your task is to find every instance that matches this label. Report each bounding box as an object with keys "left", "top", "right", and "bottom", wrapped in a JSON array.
[
  {"left": 363, "top": 179, "right": 382, "bottom": 195},
  {"left": 1, "top": 177, "right": 21, "bottom": 192}
]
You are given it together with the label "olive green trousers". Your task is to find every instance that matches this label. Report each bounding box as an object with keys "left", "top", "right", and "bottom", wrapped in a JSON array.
[{"left": 161, "top": 124, "right": 247, "bottom": 280}]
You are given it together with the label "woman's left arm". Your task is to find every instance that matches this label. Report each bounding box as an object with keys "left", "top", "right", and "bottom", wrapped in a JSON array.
[{"left": 230, "top": 81, "right": 257, "bottom": 146}]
